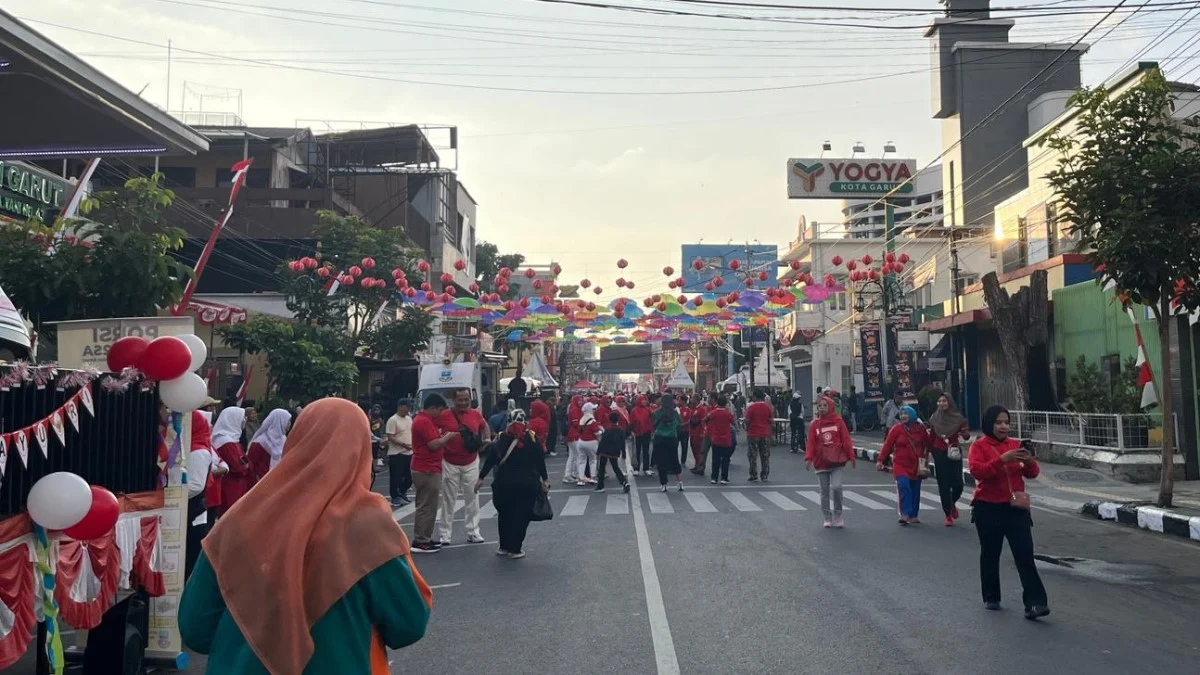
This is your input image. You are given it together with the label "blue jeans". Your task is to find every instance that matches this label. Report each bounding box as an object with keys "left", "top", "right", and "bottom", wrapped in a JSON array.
[{"left": 895, "top": 476, "right": 923, "bottom": 518}]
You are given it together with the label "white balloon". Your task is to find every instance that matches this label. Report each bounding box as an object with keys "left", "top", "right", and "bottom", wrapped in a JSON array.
[
  {"left": 160, "top": 372, "right": 209, "bottom": 412},
  {"left": 27, "top": 472, "right": 93, "bottom": 530},
  {"left": 178, "top": 334, "right": 208, "bottom": 372}
]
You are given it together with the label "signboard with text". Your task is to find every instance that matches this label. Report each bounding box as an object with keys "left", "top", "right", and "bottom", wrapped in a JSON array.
[
  {"left": 787, "top": 157, "right": 917, "bottom": 199},
  {"left": 896, "top": 329, "right": 931, "bottom": 352},
  {"left": 681, "top": 243, "right": 780, "bottom": 292},
  {"left": 0, "top": 160, "right": 69, "bottom": 221},
  {"left": 859, "top": 324, "right": 884, "bottom": 401}
]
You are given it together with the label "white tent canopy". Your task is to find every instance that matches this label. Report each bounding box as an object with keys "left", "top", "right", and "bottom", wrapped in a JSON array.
[
  {"left": 525, "top": 349, "right": 559, "bottom": 388},
  {"left": 665, "top": 360, "right": 695, "bottom": 389},
  {"left": 0, "top": 284, "right": 31, "bottom": 350}
]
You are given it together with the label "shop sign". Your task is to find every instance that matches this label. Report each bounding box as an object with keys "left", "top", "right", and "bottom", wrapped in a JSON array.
[
  {"left": 0, "top": 160, "right": 69, "bottom": 221},
  {"left": 787, "top": 157, "right": 917, "bottom": 199}
]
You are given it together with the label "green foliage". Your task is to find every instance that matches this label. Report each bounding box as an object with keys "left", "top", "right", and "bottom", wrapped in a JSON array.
[
  {"left": 474, "top": 240, "right": 525, "bottom": 300},
  {"left": 1066, "top": 355, "right": 1109, "bottom": 413},
  {"left": 1044, "top": 71, "right": 1200, "bottom": 316},
  {"left": 1110, "top": 356, "right": 1146, "bottom": 417},
  {"left": 0, "top": 174, "right": 191, "bottom": 334},
  {"left": 361, "top": 306, "right": 434, "bottom": 360},
  {"left": 219, "top": 315, "right": 358, "bottom": 405}
]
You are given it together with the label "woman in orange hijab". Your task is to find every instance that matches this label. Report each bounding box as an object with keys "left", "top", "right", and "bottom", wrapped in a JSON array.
[{"left": 179, "top": 398, "right": 433, "bottom": 674}]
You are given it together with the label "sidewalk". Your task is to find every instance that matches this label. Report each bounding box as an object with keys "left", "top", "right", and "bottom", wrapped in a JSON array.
[{"left": 850, "top": 432, "right": 1200, "bottom": 543}]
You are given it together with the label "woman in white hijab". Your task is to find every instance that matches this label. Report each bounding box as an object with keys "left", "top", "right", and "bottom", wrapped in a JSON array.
[
  {"left": 247, "top": 409, "right": 292, "bottom": 481},
  {"left": 211, "top": 406, "right": 251, "bottom": 516},
  {"left": 573, "top": 402, "right": 601, "bottom": 486}
]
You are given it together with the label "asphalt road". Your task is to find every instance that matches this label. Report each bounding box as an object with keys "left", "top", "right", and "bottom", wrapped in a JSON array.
[{"left": 15, "top": 442, "right": 1200, "bottom": 674}]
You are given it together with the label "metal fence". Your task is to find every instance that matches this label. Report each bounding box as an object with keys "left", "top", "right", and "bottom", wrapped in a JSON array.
[
  {"left": 1008, "top": 409, "right": 1179, "bottom": 453},
  {"left": 0, "top": 370, "right": 160, "bottom": 517}
]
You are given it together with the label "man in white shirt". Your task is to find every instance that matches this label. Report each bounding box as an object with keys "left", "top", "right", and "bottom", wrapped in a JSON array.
[{"left": 386, "top": 398, "right": 414, "bottom": 507}]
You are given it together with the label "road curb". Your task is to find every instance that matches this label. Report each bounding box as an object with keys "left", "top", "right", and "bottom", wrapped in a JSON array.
[{"left": 1080, "top": 501, "right": 1200, "bottom": 542}]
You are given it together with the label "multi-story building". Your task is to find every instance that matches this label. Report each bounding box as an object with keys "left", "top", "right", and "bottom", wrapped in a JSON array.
[{"left": 841, "top": 164, "right": 944, "bottom": 239}]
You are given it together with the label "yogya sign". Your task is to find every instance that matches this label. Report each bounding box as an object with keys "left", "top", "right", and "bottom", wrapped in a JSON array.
[
  {"left": 0, "top": 160, "right": 69, "bottom": 221},
  {"left": 787, "top": 157, "right": 917, "bottom": 199}
]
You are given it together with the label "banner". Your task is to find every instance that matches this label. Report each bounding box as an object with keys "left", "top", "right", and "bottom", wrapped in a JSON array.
[
  {"left": 859, "top": 324, "right": 884, "bottom": 402},
  {"left": 887, "top": 324, "right": 916, "bottom": 400}
]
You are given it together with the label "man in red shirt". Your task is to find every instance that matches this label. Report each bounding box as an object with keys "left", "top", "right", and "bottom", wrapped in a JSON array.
[
  {"left": 411, "top": 393, "right": 455, "bottom": 553},
  {"left": 705, "top": 395, "right": 736, "bottom": 484},
  {"left": 688, "top": 394, "right": 708, "bottom": 475},
  {"left": 435, "top": 388, "right": 492, "bottom": 546},
  {"left": 676, "top": 398, "right": 693, "bottom": 469},
  {"left": 629, "top": 395, "right": 654, "bottom": 475},
  {"left": 744, "top": 389, "right": 775, "bottom": 482}
]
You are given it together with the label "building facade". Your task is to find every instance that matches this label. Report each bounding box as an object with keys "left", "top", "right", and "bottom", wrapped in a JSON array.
[{"left": 842, "top": 164, "right": 944, "bottom": 239}]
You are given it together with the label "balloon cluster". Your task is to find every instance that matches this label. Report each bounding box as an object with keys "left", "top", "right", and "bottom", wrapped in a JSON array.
[
  {"left": 106, "top": 333, "right": 209, "bottom": 412},
  {"left": 27, "top": 472, "right": 120, "bottom": 541},
  {"left": 832, "top": 251, "right": 911, "bottom": 283}
]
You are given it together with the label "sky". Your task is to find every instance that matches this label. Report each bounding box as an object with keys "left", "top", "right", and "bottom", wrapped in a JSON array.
[{"left": 7, "top": 0, "right": 1199, "bottom": 298}]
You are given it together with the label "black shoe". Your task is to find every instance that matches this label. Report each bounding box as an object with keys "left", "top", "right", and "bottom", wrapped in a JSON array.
[
  {"left": 984, "top": 601, "right": 1001, "bottom": 611},
  {"left": 1024, "top": 605, "right": 1050, "bottom": 620},
  {"left": 622, "top": 483, "right": 630, "bottom": 494},
  {"left": 748, "top": 476, "right": 759, "bottom": 482},
  {"left": 594, "top": 485, "right": 605, "bottom": 492},
  {"left": 412, "top": 542, "right": 440, "bottom": 554}
]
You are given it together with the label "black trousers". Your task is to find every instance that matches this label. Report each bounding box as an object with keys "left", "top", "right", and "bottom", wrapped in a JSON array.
[
  {"left": 932, "top": 451, "right": 964, "bottom": 516},
  {"left": 597, "top": 456, "right": 626, "bottom": 488},
  {"left": 654, "top": 435, "right": 682, "bottom": 485},
  {"left": 789, "top": 419, "right": 806, "bottom": 451},
  {"left": 710, "top": 445, "right": 733, "bottom": 481},
  {"left": 389, "top": 453, "right": 412, "bottom": 500},
  {"left": 677, "top": 433, "right": 690, "bottom": 466},
  {"left": 972, "top": 502, "right": 1048, "bottom": 608},
  {"left": 185, "top": 495, "right": 207, "bottom": 581},
  {"left": 494, "top": 484, "right": 538, "bottom": 554},
  {"left": 634, "top": 434, "right": 652, "bottom": 470}
]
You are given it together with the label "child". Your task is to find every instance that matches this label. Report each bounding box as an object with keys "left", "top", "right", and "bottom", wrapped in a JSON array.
[{"left": 594, "top": 411, "right": 630, "bottom": 493}]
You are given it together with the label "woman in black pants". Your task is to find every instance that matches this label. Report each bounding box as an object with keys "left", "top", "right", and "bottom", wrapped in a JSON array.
[
  {"left": 652, "top": 394, "right": 685, "bottom": 492},
  {"left": 476, "top": 409, "right": 549, "bottom": 559},
  {"left": 968, "top": 405, "right": 1050, "bottom": 620},
  {"left": 929, "top": 393, "right": 970, "bottom": 527}
]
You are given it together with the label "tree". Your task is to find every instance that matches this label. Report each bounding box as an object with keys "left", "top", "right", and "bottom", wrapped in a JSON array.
[
  {"left": 980, "top": 269, "right": 1049, "bottom": 411},
  {"left": 0, "top": 174, "right": 192, "bottom": 343},
  {"left": 1044, "top": 70, "right": 1200, "bottom": 506},
  {"left": 219, "top": 315, "right": 358, "bottom": 405},
  {"left": 474, "top": 240, "right": 525, "bottom": 300}
]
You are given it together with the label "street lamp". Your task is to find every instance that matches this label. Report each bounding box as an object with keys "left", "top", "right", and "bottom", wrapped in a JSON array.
[
  {"left": 851, "top": 141, "right": 866, "bottom": 157},
  {"left": 847, "top": 252, "right": 914, "bottom": 399}
]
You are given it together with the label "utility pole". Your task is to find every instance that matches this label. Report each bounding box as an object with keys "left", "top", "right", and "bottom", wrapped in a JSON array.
[
  {"left": 880, "top": 196, "right": 895, "bottom": 396},
  {"left": 948, "top": 161, "right": 962, "bottom": 407}
]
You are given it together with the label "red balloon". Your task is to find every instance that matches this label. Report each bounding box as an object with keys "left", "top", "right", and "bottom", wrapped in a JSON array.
[
  {"left": 524, "top": 268, "right": 537, "bottom": 279},
  {"left": 617, "top": 259, "right": 628, "bottom": 269},
  {"left": 138, "top": 336, "right": 191, "bottom": 381},
  {"left": 361, "top": 257, "right": 376, "bottom": 269},
  {"left": 692, "top": 258, "right": 705, "bottom": 271},
  {"left": 107, "top": 336, "right": 149, "bottom": 372},
  {"left": 729, "top": 259, "right": 741, "bottom": 271},
  {"left": 663, "top": 266, "right": 675, "bottom": 276},
  {"left": 64, "top": 486, "right": 120, "bottom": 541},
  {"left": 832, "top": 255, "right": 843, "bottom": 266},
  {"left": 454, "top": 259, "right": 467, "bottom": 271}
]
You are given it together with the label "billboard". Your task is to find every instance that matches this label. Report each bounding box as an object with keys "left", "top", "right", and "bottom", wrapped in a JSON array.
[
  {"left": 680, "top": 243, "right": 780, "bottom": 293},
  {"left": 597, "top": 344, "right": 654, "bottom": 374},
  {"left": 787, "top": 158, "right": 917, "bottom": 199}
]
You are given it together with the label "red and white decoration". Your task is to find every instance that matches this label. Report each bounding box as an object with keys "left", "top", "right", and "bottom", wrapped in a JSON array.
[
  {"left": 0, "top": 385, "right": 94, "bottom": 479},
  {"left": 1126, "top": 306, "right": 1159, "bottom": 410},
  {"left": 184, "top": 299, "right": 248, "bottom": 326},
  {"left": 172, "top": 159, "right": 254, "bottom": 315}
]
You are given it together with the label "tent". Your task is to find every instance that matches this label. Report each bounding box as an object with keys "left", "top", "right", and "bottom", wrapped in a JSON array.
[
  {"left": 0, "top": 284, "right": 32, "bottom": 356},
  {"left": 524, "top": 349, "right": 559, "bottom": 388},
  {"left": 665, "top": 360, "right": 695, "bottom": 389},
  {"left": 572, "top": 379, "right": 600, "bottom": 391}
]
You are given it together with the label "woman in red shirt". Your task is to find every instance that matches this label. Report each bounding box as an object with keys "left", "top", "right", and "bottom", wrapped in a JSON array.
[
  {"left": 562, "top": 396, "right": 583, "bottom": 484},
  {"left": 969, "top": 405, "right": 1049, "bottom": 619},
  {"left": 704, "top": 395, "right": 736, "bottom": 484},
  {"left": 629, "top": 396, "right": 654, "bottom": 476},
  {"left": 211, "top": 406, "right": 251, "bottom": 518},
  {"left": 876, "top": 405, "right": 930, "bottom": 525},
  {"left": 247, "top": 409, "right": 292, "bottom": 481},
  {"left": 805, "top": 396, "right": 855, "bottom": 528},
  {"left": 573, "top": 403, "right": 602, "bottom": 486},
  {"left": 687, "top": 394, "right": 708, "bottom": 475},
  {"left": 675, "top": 399, "right": 693, "bottom": 470},
  {"left": 928, "top": 393, "right": 971, "bottom": 527}
]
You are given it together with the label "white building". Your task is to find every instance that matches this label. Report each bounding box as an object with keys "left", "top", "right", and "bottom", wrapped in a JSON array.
[{"left": 841, "top": 164, "right": 944, "bottom": 239}]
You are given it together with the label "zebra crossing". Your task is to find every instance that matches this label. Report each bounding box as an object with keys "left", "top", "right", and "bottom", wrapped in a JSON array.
[{"left": 404, "top": 486, "right": 971, "bottom": 520}]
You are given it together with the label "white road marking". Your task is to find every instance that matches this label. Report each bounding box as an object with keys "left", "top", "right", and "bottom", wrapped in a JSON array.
[
  {"left": 393, "top": 503, "right": 416, "bottom": 521},
  {"left": 478, "top": 500, "right": 497, "bottom": 520},
  {"left": 870, "top": 489, "right": 901, "bottom": 505},
  {"left": 429, "top": 583, "right": 462, "bottom": 589},
  {"left": 628, "top": 480, "right": 680, "bottom": 675},
  {"left": 842, "top": 492, "right": 890, "bottom": 510},
  {"left": 920, "top": 492, "right": 945, "bottom": 505},
  {"left": 607, "top": 494, "right": 630, "bottom": 514},
  {"left": 760, "top": 491, "right": 805, "bottom": 511},
  {"left": 795, "top": 491, "right": 824, "bottom": 507},
  {"left": 684, "top": 492, "right": 717, "bottom": 513},
  {"left": 561, "top": 495, "right": 590, "bottom": 516},
  {"left": 646, "top": 492, "right": 675, "bottom": 514},
  {"left": 723, "top": 491, "right": 762, "bottom": 512}
]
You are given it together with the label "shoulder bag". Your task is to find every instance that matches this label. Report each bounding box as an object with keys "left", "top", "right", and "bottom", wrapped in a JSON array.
[
  {"left": 901, "top": 426, "right": 931, "bottom": 479},
  {"left": 1002, "top": 445, "right": 1031, "bottom": 510},
  {"left": 452, "top": 409, "right": 484, "bottom": 453}
]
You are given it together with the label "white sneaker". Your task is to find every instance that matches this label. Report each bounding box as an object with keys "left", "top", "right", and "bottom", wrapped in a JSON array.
[
  {"left": 467, "top": 534, "right": 485, "bottom": 544},
  {"left": 576, "top": 481, "right": 588, "bottom": 487},
  {"left": 496, "top": 548, "right": 509, "bottom": 556},
  {"left": 660, "top": 485, "right": 668, "bottom": 492},
  {"left": 833, "top": 516, "right": 845, "bottom": 529},
  {"left": 822, "top": 519, "right": 832, "bottom": 528},
  {"left": 562, "top": 477, "right": 576, "bottom": 484}
]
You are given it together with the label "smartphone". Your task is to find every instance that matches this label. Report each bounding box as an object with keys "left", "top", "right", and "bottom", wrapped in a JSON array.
[{"left": 1019, "top": 439, "right": 1036, "bottom": 456}]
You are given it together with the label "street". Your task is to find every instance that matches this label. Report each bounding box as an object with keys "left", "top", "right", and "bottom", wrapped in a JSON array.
[{"left": 390, "top": 442, "right": 1200, "bottom": 675}]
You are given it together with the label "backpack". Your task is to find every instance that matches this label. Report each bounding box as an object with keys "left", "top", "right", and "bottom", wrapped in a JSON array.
[{"left": 452, "top": 409, "right": 483, "bottom": 453}]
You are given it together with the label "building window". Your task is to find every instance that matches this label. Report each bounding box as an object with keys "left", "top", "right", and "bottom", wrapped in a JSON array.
[
  {"left": 841, "top": 365, "right": 852, "bottom": 394},
  {"left": 455, "top": 213, "right": 466, "bottom": 252}
]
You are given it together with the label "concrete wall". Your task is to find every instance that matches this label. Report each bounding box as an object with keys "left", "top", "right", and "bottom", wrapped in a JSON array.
[{"left": 1053, "top": 282, "right": 1163, "bottom": 384}]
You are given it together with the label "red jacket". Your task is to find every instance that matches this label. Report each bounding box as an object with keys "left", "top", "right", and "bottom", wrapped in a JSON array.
[
  {"left": 969, "top": 435, "right": 1039, "bottom": 504},
  {"left": 677, "top": 406, "right": 693, "bottom": 434},
  {"left": 215, "top": 441, "right": 254, "bottom": 514},
  {"left": 705, "top": 407, "right": 735, "bottom": 447},
  {"left": 878, "top": 422, "right": 930, "bottom": 480},
  {"left": 745, "top": 401, "right": 774, "bottom": 439},
  {"left": 630, "top": 403, "right": 654, "bottom": 436},
  {"left": 688, "top": 404, "right": 708, "bottom": 439},
  {"left": 566, "top": 404, "right": 582, "bottom": 442},
  {"left": 929, "top": 421, "right": 970, "bottom": 452},
  {"left": 805, "top": 414, "right": 854, "bottom": 470}
]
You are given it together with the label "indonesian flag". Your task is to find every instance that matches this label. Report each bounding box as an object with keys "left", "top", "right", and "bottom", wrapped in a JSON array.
[
  {"left": 1126, "top": 307, "right": 1159, "bottom": 410},
  {"left": 173, "top": 159, "right": 254, "bottom": 315},
  {"left": 235, "top": 365, "right": 254, "bottom": 406}
]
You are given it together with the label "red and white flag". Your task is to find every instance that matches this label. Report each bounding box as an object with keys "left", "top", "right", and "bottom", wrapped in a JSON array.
[
  {"left": 236, "top": 366, "right": 254, "bottom": 406},
  {"left": 1126, "top": 307, "right": 1159, "bottom": 410},
  {"left": 173, "top": 159, "right": 254, "bottom": 314}
]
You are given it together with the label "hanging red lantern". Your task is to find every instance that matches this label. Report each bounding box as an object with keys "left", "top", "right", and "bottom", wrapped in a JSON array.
[
  {"left": 340, "top": 275, "right": 355, "bottom": 286},
  {"left": 758, "top": 271, "right": 769, "bottom": 282},
  {"left": 551, "top": 263, "right": 562, "bottom": 276},
  {"left": 614, "top": 310, "right": 625, "bottom": 319},
  {"left": 846, "top": 260, "right": 857, "bottom": 271},
  {"left": 316, "top": 267, "right": 331, "bottom": 278},
  {"left": 303, "top": 257, "right": 318, "bottom": 270},
  {"left": 790, "top": 260, "right": 801, "bottom": 270},
  {"left": 657, "top": 302, "right": 667, "bottom": 312},
  {"left": 744, "top": 278, "right": 755, "bottom": 287},
  {"left": 668, "top": 280, "right": 678, "bottom": 289},
  {"left": 440, "top": 272, "right": 454, "bottom": 285},
  {"left": 831, "top": 255, "right": 843, "bottom": 266},
  {"left": 361, "top": 257, "right": 376, "bottom": 270},
  {"left": 644, "top": 297, "right": 654, "bottom": 307},
  {"left": 469, "top": 282, "right": 480, "bottom": 293},
  {"left": 869, "top": 269, "right": 879, "bottom": 280},
  {"left": 715, "top": 298, "right": 727, "bottom": 309},
  {"left": 729, "top": 260, "right": 742, "bottom": 271},
  {"left": 417, "top": 260, "right": 431, "bottom": 273},
  {"left": 586, "top": 302, "right": 596, "bottom": 311},
  {"left": 713, "top": 276, "right": 724, "bottom": 287},
  {"left": 391, "top": 268, "right": 404, "bottom": 279},
  {"left": 899, "top": 253, "right": 910, "bottom": 264},
  {"left": 694, "top": 297, "right": 704, "bottom": 307},
  {"left": 541, "top": 295, "right": 552, "bottom": 304},
  {"left": 675, "top": 278, "right": 685, "bottom": 289},
  {"left": 626, "top": 280, "right": 636, "bottom": 289},
  {"left": 498, "top": 283, "right": 510, "bottom": 294},
  {"left": 396, "top": 279, "right": 407, "bottom": 289},
  {"left": 504, "top": 301, "right": 515, "bottom": 311},
  {"left": 453, "top": 259, "right": 466, "bottom": 271},
  {"left": 885, "top": 252, "right": 896, "bottom": 264},
  {"left": 438, "top": 293, "right": 451, "bottom": 303},
  {"left": 581, "top": 279, "right": 592, "bottom": 288},
  {"left": 676, "top": 295, "right": 686, "bottom": 305},
  {"left": 499, "top": 267, "right": 512, "bottom": 278},
  {"left": 520, "top": 297, "right": 531, "bottom": 308},
  {"left": 404, "top": 287, "right": 417, "bottom": 298},
  {"left": 894, "top": 263, "right": 905, "bottom": 274},
  {"left": 524, "top": 268, "right": 537, "bottom": 279},
  {"left": 705, "top": 282, "right": 715, "bottom": 292},
  {"left": 663, "top": 266, "right": 675, "bottom": 276},
  {"left": 288, "top": 261, "right": 303, "bottom": 273},
  {"left": 692, "top": 258, "right": 705, "bottom": 271},
  {"left": 445, "top": 286, "right": 456, "bottom": 296},
  {"left": 348, "top": 266, "right": 363, "bottom": 277},
  {"left": 617, "top": 258, "right": 628, "bottom": 269},
  {"left": 594, "top": 287, "right": 603, "bottom": 295},
  {"left": 861, "top": 255, "right": 873, "bottom": 265},
  {"left": 533, "top": 279, "right": 544, "bottom": 290},
  {"left": 728, "top": 291, "right": 740, "bottom": 302}
]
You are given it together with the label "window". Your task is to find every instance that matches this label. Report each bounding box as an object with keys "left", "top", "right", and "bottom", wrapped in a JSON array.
[
  {"left": 956, "top": 274, "right": 980, "bottom": 295},
  {"left": 841, "top": 365, "right": 852, "bottom": 394},
  {"left": 455, "top": 213, "right": 465, "bottom": 252}
]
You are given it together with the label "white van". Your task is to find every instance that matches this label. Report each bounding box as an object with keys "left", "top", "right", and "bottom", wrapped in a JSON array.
[{"left": 417, "top": 360, "right": 482, "bottom": 409}]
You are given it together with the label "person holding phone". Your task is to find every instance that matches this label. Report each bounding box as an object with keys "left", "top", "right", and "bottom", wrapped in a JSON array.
[{"left": 968, "top": 405, "right": 1050, "bottom": 620}]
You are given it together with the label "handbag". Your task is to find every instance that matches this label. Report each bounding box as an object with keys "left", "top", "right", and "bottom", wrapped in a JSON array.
[
  {"left": 901, "top": 426, "right": 931, "bottom": 478},
  {"left": 946, "top": 438, "right": 963, "bottom": 462},
  {"left": 531, "top": 491, "right": 554, "bottom": 522},
  {"left": 1006, "top": 463, "right": 1031, "bottom": 510}
]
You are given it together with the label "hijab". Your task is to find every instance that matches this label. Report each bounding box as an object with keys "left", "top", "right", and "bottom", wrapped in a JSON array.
[
  {"left": 211, "top": 406, "right": 246, "bottom": 448},
  {"left": 929, "top": 392, "right": 967, "bottom": 438},
  {"left": 505, "top": 408, "right": 529, "bottom": 440},
  {"left": 900, "top": 405, "right": 920, "bottom": 426},
  {"left": 250, "top": 409, "right": 292, "bottom": 470},
  {"left": 982, "top": 405, "right": 1009, "bottom": 441},
  {"left": 581, "top": 402, "right": 598, "bottom": 426},
  {"left": 817, "top": 395, "right": 839, "bottom": 420},
  {"left": 190, "top": 411, "right": 213, "bottom": 451},
  {"left": 201, "top": 398, "right": 426, "bottom": 675}
]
